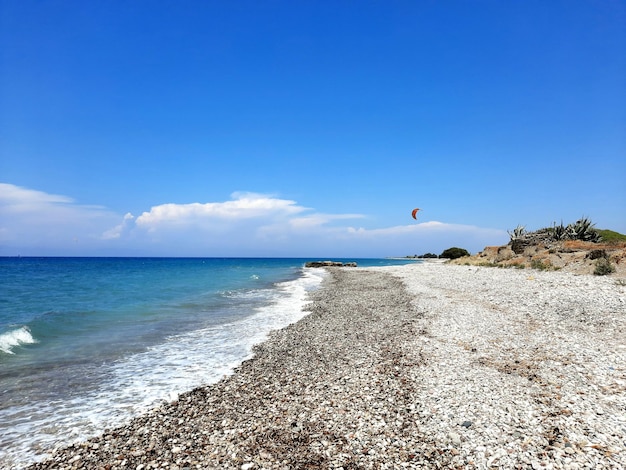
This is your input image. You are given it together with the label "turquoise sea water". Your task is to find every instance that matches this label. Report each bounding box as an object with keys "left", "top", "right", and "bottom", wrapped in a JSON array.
[{"left": 0, "top": 257, "right": 418, "bottom": 468}]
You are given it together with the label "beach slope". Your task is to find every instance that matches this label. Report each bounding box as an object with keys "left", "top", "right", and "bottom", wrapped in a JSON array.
[{"left": 30, "top": 264, "right": 626, "bottom": 469}]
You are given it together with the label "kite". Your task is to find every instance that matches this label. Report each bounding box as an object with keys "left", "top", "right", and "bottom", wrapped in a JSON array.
[{"left": 411, "top": 208, "right": 421, "bottom": 220}]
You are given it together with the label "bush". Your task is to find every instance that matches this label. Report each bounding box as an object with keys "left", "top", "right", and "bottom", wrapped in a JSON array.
[
  {"left": 530, "top": 259, "right": 552, "bottom": 271},
  {"left": 586, "top": 249, "right": 607, "bottom": 260},
  {"left": 594, "top": 258, "right": 615, "bottom": 276},
  {"left": 440, "top": 247, "right": 470, "bottom": 259}
]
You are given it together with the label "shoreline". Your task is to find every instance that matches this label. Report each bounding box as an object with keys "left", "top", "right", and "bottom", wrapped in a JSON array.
[{"left": 29, "top": 264, "right": 626, "bottom": 469}]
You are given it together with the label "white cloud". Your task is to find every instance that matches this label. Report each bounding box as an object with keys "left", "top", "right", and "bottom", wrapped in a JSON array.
[
  {"left": 0, "top": 183, "right": 508, "bottom": 256},
  {"left": 346, "top": 220, "right": 484, "bottom": 237},
  {"left": 288, "top": 213, "right": 364, "bottom": 229},
  {"left": 0, "top": 183, "right": 120, "bottom": 254},
  {"left": 338, "top": 221, "right": 507, "bottom": 256},
  {"left": 135, "top": 192, "right": 307, "bottom": 229},
  {"left": 0, "top": 183, "right": 74, "bottom": 209},
  {"left": 128, "top": 194, "right": 371, "bottom": 254},
  {"left": 101, "top": 213, "right": 135, "bottom": 240}
]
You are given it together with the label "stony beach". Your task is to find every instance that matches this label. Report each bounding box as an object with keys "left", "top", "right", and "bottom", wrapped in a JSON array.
[{"left": 29, "top": 263, "right": 626, "bottom": 469}]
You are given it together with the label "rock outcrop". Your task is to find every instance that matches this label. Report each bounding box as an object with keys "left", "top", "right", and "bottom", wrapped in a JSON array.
[
  {"left": 451, "top": 240, "right": 626, "bottom": 277},
  {"left": 305, "top": 261, "right": 358, "bottom": 268}
]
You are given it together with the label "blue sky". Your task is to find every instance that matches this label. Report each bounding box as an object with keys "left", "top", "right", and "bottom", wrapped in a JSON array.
[{"left": 1, "top": 1, "right": 624, "bottom": 257}]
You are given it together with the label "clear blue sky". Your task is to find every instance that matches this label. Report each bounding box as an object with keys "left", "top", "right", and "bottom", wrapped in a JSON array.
[{"left": 1, "top": 1, "right": 624, "bottom": 257}]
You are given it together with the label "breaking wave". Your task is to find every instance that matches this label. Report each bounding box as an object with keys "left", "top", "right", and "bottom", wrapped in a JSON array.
[{"left": 0, "top": 326, "right": 37, "bottom": 355}]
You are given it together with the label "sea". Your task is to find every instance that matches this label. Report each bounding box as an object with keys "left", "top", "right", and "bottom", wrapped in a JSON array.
[{"left": 0, "top": 257, "right": 419, "bottom": 469}]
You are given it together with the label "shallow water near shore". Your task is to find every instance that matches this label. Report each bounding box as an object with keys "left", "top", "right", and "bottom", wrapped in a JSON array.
[{"left": 0, "top": 257, "right": 418, "bottom": 469}]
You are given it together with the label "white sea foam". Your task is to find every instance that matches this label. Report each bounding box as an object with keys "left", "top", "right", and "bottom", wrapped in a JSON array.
[
  {"left": 93, "top": 267, "right": 327, "bottom": 415},
  {"left": 0, "top": 267, "right": 327, "bottom": 469},
  {"left": 0, "top": 326, "right": 37, "bottom": 355}
]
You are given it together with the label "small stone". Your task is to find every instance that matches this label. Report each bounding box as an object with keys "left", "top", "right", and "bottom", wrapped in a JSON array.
[{"left": 16, "top": 266, "right": 625, "bottom": 470}]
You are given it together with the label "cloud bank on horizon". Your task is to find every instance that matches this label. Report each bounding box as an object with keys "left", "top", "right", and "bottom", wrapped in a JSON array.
[{"left": 0, "top": 183, "right": 507, "bottom": 257}]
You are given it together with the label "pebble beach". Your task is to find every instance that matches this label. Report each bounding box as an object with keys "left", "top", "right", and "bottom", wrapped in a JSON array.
[{"left": 29, "top": 263, "right": 626, "bottom": 469}]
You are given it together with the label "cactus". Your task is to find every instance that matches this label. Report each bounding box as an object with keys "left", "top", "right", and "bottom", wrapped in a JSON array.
[
  {"left": 507, "top": 225, "right": 526, "bottom": 241},
  {"left": 508, "top": 217, "right": 602, "bottom": 248},
  {"left": 567, "top": 217, "right": 601, "bottom": 242},
  {"left": 550, "top": 221, "right": 569, "bottom": 240}
]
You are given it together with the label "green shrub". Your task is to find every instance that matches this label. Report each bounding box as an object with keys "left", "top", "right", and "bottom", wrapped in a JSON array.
[
  {"left": 440, "top": 247, "right": 470, "bottom": 259},
  {"left": 530, "top": 259, "right": 559, "bottom": 271},
  {"left": 478, "top": 261, "right": 499, "bottom": 267},
  {"left": 594, "top": 258, "right": 615, "bottom": 276},
  {"left": 530, "top": 259, "right": 549, "bottom": 271}
]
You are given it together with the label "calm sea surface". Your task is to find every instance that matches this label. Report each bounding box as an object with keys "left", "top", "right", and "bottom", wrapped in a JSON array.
[{"left": 0, "top": 257, "right": 418, "bottom": 468}]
